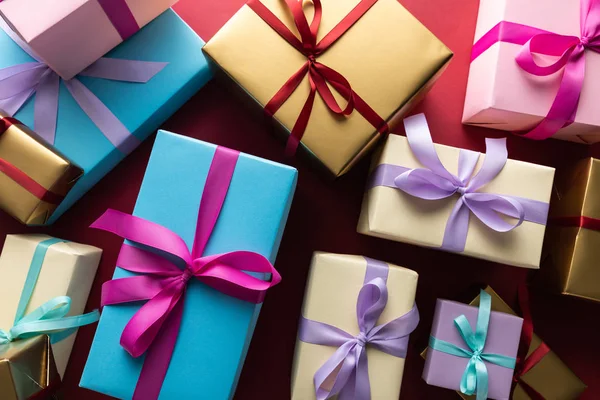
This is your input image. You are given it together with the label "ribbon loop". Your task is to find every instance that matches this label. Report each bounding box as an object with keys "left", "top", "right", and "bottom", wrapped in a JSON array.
[
  {"left": 299, "top": 258, "right": 419, "bottom": 400},
  {"left": 471, "top": 0, "right": 600, "bottom": 140},
  {"left": 93, "top": 146, "right": 281, "bottom": 399},
  {"left": 247, "top": 0, "right": 387, "bottom": 156},
  {"left": 0, "top": 238, "right": 99, "bottom": 346},
  {"left": 429, "top": 290, "right": 517, "bottom": 400}
]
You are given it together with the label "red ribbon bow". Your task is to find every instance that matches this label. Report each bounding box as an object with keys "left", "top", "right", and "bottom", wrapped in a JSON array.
[
  {"left": 248, "top": 0, "right": 388, "bottom": 156},
  {"left": 511, "top": 285, "right": 550, "bottom": 399}
]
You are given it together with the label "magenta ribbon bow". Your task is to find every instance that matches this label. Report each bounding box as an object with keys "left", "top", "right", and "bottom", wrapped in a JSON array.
[
  {"left": 368, "top": 114, "right": 549, "bottom": 253},
  {"left": 91, "top": 146, "right": 282, "bottom": 400},
  {"left": 0, "top": 17, "right": 166, "bottom": 154},
  {"left": 299, "top": 257, "right": 419, "bottom": 400},
  {"left": 471, "top": 0, "right": 600, "bottom": 140}
]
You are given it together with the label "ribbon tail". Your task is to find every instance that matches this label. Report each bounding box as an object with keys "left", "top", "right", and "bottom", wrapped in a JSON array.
[
  {"left": 285, "top": 72, "right": 316, "bottom": 157},
  {"left": 441, "top": 197, "right": 470, "bottom": 252},
  {"left": 33, "top": 70, "right": 60, "bottom": 144},
  {"left": 64, "top": 78, "right": 140, "bottom": 154},
  {"left": 79, "top": 58, "right": 168, "bottom": 82},
  {"left": 133, "top": 296, "right": 184, "bottom": 400},
  {"left": 475, "top": 358, "right": 489, "bottom": 400}
]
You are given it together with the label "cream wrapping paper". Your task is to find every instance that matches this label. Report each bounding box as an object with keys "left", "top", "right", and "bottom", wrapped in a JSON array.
[
  {"left": 358, "top": 134, "right": 555, "bottom": 268},
  {"left": 291, "top": 252, "right": 418, "bottom": 399},
  {"left": 203, "top": 0, "right": 452, "bottom": 177},
  {"left": 0, "top": 234, "right": 101, "bottom": 377}
]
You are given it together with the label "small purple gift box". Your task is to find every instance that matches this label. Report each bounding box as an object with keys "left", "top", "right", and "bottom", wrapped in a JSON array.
[{"left": 423, "top": 295, "right": 523, "bottom": 400}]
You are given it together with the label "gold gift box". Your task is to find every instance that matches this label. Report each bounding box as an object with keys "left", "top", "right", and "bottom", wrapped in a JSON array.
[
  {"left": 422, "top": 287, "right": 586, "bottom": 400},
  {"left": 203, "top": 0, "right": 452, "bottom": 177},
  {"left": 291, "top": 252, "right": 418, "bottom": 399},
  {"left": 542, "top": 157, "right": 600, "bottom": 302},
  {"left": 358, "top": 134, "right": 555, "bottom": 268},
  {"left": 0, "top": 335, "right": 60, "bottom": 400},
  {"left": 0, "top": 111, "right": 82, "bottom": 225}
]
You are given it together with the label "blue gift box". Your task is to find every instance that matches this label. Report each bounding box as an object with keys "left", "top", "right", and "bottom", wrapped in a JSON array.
[
  {"left": 0, "top": 10, "right": 212, "bottom": 225},
  {"left": 80, "top": 130, "right": 297, "bottom": 399}
]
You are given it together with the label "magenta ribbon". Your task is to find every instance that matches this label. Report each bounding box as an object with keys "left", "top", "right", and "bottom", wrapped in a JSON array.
[
  {"left": 471, "top": 0, "right": 600, "bottom": 140},
  {"left": 0, "top": 17, "right": 166, "bottom": 154},
  {"left": 368, "top": 113, "right": 549, "bottom": 253},
  {"left": 97, "top": 0, "right": 140, "bottom": 41},
  {"left": 299, "top": 257, "right": 419, "bottom": 400},
  {"left": 91, "top": 146, "right": 282, "bottom": 400}
]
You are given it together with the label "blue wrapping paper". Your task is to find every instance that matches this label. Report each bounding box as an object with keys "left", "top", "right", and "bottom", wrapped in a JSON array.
[
  {"left": 0, "top": 10, "right": 212, "bottom": 225},
  {"left": 80, "top": 130, "right": 297, "bottom": 399}
]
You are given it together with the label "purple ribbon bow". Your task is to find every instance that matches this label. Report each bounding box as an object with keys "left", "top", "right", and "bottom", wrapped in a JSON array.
[
  {"left": 0, "top": 17, "right": 167, "bottom": 154},
  {"left": 299, "top": 257, "right": 419, "bottom": 400},
  {"left": 368, "top": 113, "right": 549, "bottom": 253}
]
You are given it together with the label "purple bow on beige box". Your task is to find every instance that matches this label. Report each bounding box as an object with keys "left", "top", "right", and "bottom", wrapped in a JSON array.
[
  {"left": 0, "top": 17, "right": 166, "bottom": 154},
  {"left": 365, "top": 113, "right": 551, "bottom": 256}
]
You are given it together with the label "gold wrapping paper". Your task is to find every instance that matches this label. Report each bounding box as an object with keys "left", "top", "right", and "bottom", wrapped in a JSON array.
[
  {"left": 0, "top": 234, "right": 101, "bottom": 378},
  {"left": 291, "top": 252, "right": 418, "bottom": 399},
  {"left": 358, "top": 134, "right": 555, "bottom": 268},
  {"left": 542, "top": 157, "right": 600, "bottom": 302},
  {"left": 420, "top": 287, "right": 587, "bottom": 400},
  {"left": 203, "top": 0, "right": 452, "bottom": 177},
  {"left": 0, "top": 335, "right": 60, "bottom": 400},
  {"left": 0, "top": 111, "right": 82, "bottom": 225}
]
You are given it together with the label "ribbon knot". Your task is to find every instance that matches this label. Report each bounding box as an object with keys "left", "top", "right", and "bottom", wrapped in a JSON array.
[
  {"left": 368, "top": 114, "right": 549, "bottom": 253},
  {"left": 299, "top": 259, "right": 419, "bottom": 400},
  {"left": 248, "top": 0, "right": 388, "bottom": 156},
  {"left": 471, "top": 0, "right": 600, "bottom": 140},
  {"left": 428, "top": 290, "right": 517, "bottom": 400},
  {"left": 355, "top": 332, "right": 368, "bottom": 347},
  {"left": 0, "top": 330, "right": 14, "bottom": 344},
  {"left": 92, "top": 147, "right": 282, "bottom": 400}
]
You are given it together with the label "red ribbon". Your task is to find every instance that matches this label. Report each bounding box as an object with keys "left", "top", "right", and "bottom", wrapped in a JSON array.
[
  {"left": 247, "top": 0, "right": 388, "bottom": 156},
  {"left": 550, "top": 215, "right": 600, "bottom": 231},
  {"left": 511, "top": 285, "right": 550, "bottom": 400},
  {"left": 0, "top": 116, "right": 63, "bottom": 205}
]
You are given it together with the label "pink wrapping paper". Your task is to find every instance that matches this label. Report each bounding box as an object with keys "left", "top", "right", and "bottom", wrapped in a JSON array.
[
  {"left": 0, "top": 0, "right": 177, "bottom": 80},
  {"left": 463, "top": 0, "right": 600, "bottom": 144}
]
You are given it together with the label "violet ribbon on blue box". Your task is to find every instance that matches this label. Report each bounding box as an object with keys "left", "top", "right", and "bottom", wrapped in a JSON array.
[
  {"left": 299, "top": 257, "right": 419, "bottom": 400},
  {"left": 0, "top": 17, "right": 166, "bottom": 154},
  {"left": 428, "top": 290, "right": 517, "bottom": 400},
  {"left": 0, "top": 10, "right": 212, "bottom": 225},
  {"left": 368, "top": 113, "right": 549, "bottom": 252}
]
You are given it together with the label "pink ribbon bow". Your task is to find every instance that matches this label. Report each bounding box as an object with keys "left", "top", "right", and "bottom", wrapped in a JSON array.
[
  {"left": 472, "top": 0, "right": 600, "bottom": 140},
  {"left": 91, "top": 146, "right": 282, "bottom": 399}
]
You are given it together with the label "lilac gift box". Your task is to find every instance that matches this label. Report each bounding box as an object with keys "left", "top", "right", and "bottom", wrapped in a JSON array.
[{"left": 423, "top": 299, "right": 523, "bottom": 400}]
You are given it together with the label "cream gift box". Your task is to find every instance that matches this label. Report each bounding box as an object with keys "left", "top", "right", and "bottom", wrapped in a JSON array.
[
  {"left": 358, "top": 114, "right": 555, "bottom": 268},
  {"left": 291, "top": 252, "right": 419, "bottom": 399},
  {"left": 463, "top": 0, "right": 600, "bottom": 144},
  {"left": 0, "top": 234, "right": 101, "bottom": 377},
  {"left": 0, "top": 0, "right": 177, "bottom": 80}
]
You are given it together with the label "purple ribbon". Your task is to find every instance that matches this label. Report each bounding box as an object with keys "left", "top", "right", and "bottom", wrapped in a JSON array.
[
  {"left": 97, "top": 0, "right": 141, "bottom": 41},
  {"left": 368, "top": 113, "right": 549, "bottom": 253},
  {"left": 299, "top": 257, "right": 419, "bottom": 400},
  {"left": 0, "top": 17, "right": 167, "bottom": 154}
]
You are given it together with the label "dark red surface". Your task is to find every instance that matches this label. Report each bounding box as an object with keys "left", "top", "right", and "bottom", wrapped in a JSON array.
[{"left": 5, "top": 0, "right": 596, "bottom": 399}]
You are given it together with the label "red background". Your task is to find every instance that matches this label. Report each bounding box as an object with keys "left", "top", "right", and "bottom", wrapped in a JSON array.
[{"left": 4, "top": 0, "right": 598, "bottom": 398}]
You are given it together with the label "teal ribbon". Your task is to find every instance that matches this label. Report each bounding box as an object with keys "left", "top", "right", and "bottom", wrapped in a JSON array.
[
  {"left": 0, "top": 238, "right": 100, "bottom": 345},
  {"left": 429, "top": 290, "right": 516, "bottom": 400}
]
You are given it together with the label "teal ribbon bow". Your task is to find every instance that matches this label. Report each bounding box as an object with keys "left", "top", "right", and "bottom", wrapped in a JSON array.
[
  {"left": 428, "top": 290, "right": 517, "bottom": 400},
  {"left": 0, "top": 238, "right": 99, "bottom": 345}
]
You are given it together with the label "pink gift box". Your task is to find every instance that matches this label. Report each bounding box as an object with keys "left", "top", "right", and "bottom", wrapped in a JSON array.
[
  {"left": 0, "top": 0, "right": 177, "bottom": 80},
  {"left": 463, "top": 0, "right": 600, "bottom": 144}
]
